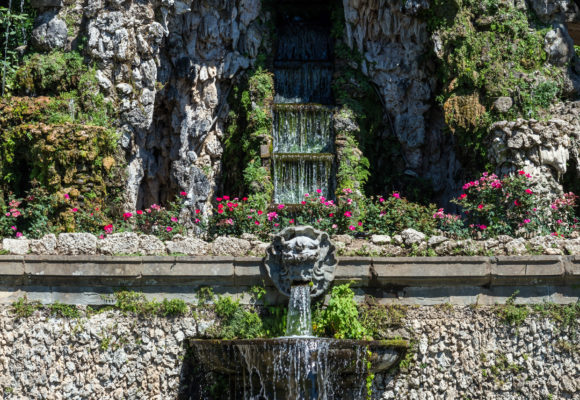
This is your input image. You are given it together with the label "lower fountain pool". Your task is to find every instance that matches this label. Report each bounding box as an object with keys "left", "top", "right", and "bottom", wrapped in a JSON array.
[{"left": 183, "top": 337, "right": 408, "bottom": 400}]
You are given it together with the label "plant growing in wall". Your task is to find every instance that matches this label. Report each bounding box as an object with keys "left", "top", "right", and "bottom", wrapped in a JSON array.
[
  {"left": 222, "top": 65, "right": 275, "bottom": 209},
  {"left": 422, "top": 0, "right": 565, "bottom": 167}
]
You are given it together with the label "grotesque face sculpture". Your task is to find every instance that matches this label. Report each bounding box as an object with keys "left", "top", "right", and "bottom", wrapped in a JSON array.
[{"left": 264, "top": 226, "right": 337, "bottom": 297}]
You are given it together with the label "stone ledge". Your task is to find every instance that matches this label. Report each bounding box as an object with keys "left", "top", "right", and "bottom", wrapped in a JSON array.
[
  {"left": 0, "top": 255, "right": 578, "bottom": 287},
  {"left": 372, "top": 257, "right": 490, "bottom": 286}
]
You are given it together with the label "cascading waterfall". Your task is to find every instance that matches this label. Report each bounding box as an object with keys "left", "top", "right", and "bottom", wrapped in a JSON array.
[
  {"left": 189, "top": 337, "right": 381, "bottom": 399},
  {"left": 273, "top": 154, "right": 333, "bottom": 204},
  {"left": 184, "top": 10, "right": 406, "bottom": 399},
  {"left": 272, "top": 17, "right": 335, "bottom": 204},
  {"left": 273, "top": 105, "right": 334, "bottom": 153}
]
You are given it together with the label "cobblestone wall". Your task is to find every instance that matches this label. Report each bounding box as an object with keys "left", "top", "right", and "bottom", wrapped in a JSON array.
[{"left": 0, "top": 306, "right": 577, "bottom": 399}]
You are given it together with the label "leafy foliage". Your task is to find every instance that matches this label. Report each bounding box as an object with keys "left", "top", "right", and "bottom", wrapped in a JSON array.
[
  {"left": 222, "top": 66, "right": 274, "bottom": 205},
  {"left": 11, "top": 295, "right": 41, "bottom": 318},
  {"left": 212, "top": 295, "right": 264, "bottom": 339},
  {"left": 48, "top": 302, "right": 81, "bottom": 318},
  {"left": 452, "top": 170, "right": 579, "bottom": 237},
  {"left": 0, "top": 3, "right": 35, "bottom": 94},
  {"left": 313, "top": 283, "right": 369, "bottom": 339},
  {"left": 495, "top": 290, "right": 529, "bottom": 326},
  {"left": 422, "top": 0, "right": 564, "bottom": 163},
  {"left": 113, "top": 291, "right": 189, "bottom": 317}
]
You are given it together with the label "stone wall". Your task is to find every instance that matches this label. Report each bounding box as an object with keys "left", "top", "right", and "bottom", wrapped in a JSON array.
[
  {"left": 0, "top": 306, "right": 577, "bottom": 399},
  {"left": 7, "top": 229, "right": 580, "bottom": 257},
  {"left": 489, "top": 101, "right": 580, "bottom": 197}
]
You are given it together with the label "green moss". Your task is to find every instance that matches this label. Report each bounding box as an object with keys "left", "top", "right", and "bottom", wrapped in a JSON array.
[
  {"left": 12, "top": 51, "right": 87, "bottom": 95},
  {"left": 532, "top": 301, "right": 580, "bottom": 337},
  {"left": 0, "top": 50, "right": 123, "bottom": 230},
  {"left": 359, "top": 300, "right": 408, "bottom": 339},
  {"left": 222, "top": 66, "right": 274, "bottom": 203},
  {"left": 112, "top": 291, "right": 189, "bottom": 317},
  {"left": 421, "top": 0, "right": 565, "bottom": 165},
  {"left": 377, "top": 339, "right": 410, "bottom": 348},
  {"left": 48, "top": 302, "right": 81, "bottom": 318}
]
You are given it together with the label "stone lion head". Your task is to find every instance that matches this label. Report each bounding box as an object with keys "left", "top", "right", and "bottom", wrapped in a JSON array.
[{"left": 263, "top": 225, "right": 337, "bottom": 297}]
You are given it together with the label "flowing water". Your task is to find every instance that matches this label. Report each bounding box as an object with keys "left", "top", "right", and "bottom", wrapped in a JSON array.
[
  {"left": 273, "top": 105, "right": 334, "bottom": 154},
  {"left": 188, "top": 338, "right": 383, "bottom": 400},
  {"left": 272, "top": 18, "right": 335, "bottom": 204},
  {"left": 273, "top": 154, "right": 333, "bottom": 204},
  {"left": 285, "top": 284, "right": 313, "bottom": 337}
]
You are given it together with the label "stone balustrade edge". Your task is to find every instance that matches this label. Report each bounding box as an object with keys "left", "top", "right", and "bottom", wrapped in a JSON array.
[{"left": 0, "top": 254, "right": 578, "bottom": 286}]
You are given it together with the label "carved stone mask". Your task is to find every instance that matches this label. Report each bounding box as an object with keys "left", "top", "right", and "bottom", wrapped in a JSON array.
[{"left": 264, "top": 226, "right": 337, "bottom": 297}]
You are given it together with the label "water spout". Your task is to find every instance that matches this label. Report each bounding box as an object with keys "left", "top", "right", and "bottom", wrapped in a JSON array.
[{"left": 286, "top": 284, "right": 313, "bottom": 337}]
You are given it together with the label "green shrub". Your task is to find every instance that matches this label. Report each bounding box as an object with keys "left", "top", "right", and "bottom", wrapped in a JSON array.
[
  {"left": 213, "top": 295, "right": 264, "bottom": 339},
  {"left": 222, "top": 66, "right": 274, "bottom": 202},
  {"left": 12, "top": 51, "right": 86, "bottom": 95},
  {"left": 113, "top": 291, "right": 189, "bottom": 317},
  {"left": 454, "top": 170, "right": 578, "bottom": 237},
  {"left": 313, "top": 283, "right": 369, "bottom": 339},
  {"left": 422, "top": 0, "right": 564, "bottom": 163}
]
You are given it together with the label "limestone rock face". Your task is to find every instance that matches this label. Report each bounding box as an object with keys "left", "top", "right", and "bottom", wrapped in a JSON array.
[
  {"left": 78, "top": 0, "right": 265, "bottom": 214},
  {"left": 544, "top": 24, "right": 575, "bottom": 67},
  {"left": 98, "top": 232, "right": 141, "bottom": 255},
  {"left": 31, "top": 12, "right": 68, "bottom": 51},
  {"left": 165, "top": 237, "right": 209, "bottom": 256},
  {"left": 57, "top": 233, "right": 97, "bottom": 255},
  {"left": 30, "top": 234, "right": 58, "bottom": 255},
  {"left": 2, "top": 238, "right": 29, "bottom": 255},
  {"left": 401, "top": 228, "right": 426, "bottom": 245},
  {"left": 139, "top": 234, "right": 167, "bottom": 255},
  {"left": 370, "top": 234, "right": 391, "bottom": 245},
  {"left": 210, "top": 236, "right": 251, "bottom": 257},
  {"left": 488, "top": 101, "right": 580, "bottom": 197},
  {"left": 493, "top": 97, "right": 513, "bottom": 113},
  {"left": 341, "top": 0, "right": 461, "bottom": 198}
]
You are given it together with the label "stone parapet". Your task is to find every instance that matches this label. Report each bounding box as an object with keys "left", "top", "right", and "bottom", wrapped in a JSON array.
[{"left": 0, "top": 255, "right": 578, "bottom": 306}]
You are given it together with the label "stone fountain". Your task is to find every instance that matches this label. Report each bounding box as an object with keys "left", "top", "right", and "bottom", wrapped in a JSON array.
[{"left": 183, "top": 227, "right": 407, "bottom": 399}]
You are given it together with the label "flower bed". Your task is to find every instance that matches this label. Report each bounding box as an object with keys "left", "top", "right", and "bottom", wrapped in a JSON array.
[{"left": 1, "top": 171, "right": 578, "bottom": 247}]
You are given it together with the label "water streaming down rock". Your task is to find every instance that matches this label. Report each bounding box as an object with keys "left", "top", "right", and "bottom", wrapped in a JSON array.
[
  {"left": 273, "top": 154, "right": 333, "bottom": 204},
  {"left": 273, "top": 104, "right": 334, "bottom": 153},
  {"left": 272, "top": 16, "right": 335, "bottom": 204},
  {"left": 276, "top": 23, "right": 331, "bottom": 61},
  {"left": 274, "top": 63, "right": 333, "bottom": 105},
  {"left": 286, "top": 284, "right": 313, "bottom": 337}
]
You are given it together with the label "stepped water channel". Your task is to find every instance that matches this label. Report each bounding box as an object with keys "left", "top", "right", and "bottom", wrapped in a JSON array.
[{"left": 272, "top": 20, "right": 335, "bottom": 204}]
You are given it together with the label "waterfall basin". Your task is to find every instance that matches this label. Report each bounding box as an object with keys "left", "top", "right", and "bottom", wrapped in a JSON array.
[{"left": 184, "top": 337, "right": 408, "bottom": 399}]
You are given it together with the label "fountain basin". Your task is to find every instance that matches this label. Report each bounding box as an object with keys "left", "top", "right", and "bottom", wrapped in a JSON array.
[{"left": 183, "top": 337, "right": 408, "bottom": 399}]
